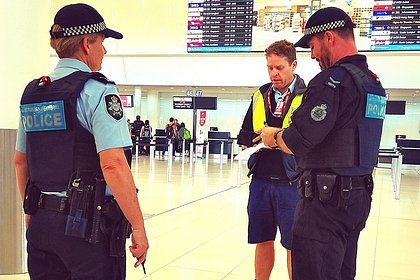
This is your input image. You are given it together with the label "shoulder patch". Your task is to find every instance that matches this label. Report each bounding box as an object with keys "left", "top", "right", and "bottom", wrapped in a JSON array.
[
  {"left": 311, "top": 104, "right": 328, "bottom": 121},
  {"left": 105, "top": 94, "right": 124, "bottom": 121}
]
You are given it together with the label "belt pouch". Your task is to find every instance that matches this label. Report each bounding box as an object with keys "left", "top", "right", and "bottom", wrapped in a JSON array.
[
  {"left": 65, "top": 184, "right": 91, "bottom": 238},
  {"left": 23, "top": 181, "right": 41, "bottom": 215},
  {"left": 298, "top": 170, "right": 313, "bottom": 199},
  {"left": 316, "top": 173, "right": 337, "bottom": 202}
]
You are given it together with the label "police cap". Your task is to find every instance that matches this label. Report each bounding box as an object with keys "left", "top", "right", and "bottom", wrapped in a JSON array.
[
  {"left": 50, "top": 3, "right": 123, "bottom": 40},
  {"left": 295, "top": 7, "right": 355, "bottom": 49}
]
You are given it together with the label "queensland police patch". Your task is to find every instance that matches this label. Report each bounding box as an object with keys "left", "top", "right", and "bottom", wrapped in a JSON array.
[
  {"left": 311, "top": 104, "right": 328, "bottom": 121},
  {"left": 105, "top": 94, "right": 124, "bottom": 120}
]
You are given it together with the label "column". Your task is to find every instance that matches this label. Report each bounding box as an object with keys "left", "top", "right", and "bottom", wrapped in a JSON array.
[
  {"left": 0, "top": 0, "right": 50, "bottom": 274},
  {"left": 134, "top": 87, "right": 142, "bottom": 117},
  {"left": 147, "top": 90, "right": 160, "bottom": 130}
]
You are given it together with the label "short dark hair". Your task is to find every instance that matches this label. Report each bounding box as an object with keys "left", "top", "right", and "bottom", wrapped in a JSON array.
[
  {"left": 169, "top": 117, "right": 174, "bottom": 122},
  {"left": 265, "top": 40, "right": 296, "bottom": 65},
  {"left": 312, "top": 27, "right": 355, "bottom": 44}
]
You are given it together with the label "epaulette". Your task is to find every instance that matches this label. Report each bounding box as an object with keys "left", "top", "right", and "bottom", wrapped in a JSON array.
[
  {"left": 325, "top": 66, "right": 347, "bottom": 90},
  {"left": 90, "top": 72, "right": 116, "bottom": 85}
]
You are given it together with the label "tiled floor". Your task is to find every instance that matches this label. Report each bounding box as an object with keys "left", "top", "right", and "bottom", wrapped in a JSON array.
[{"left": 1, "top": 155, "right": 420, "bottom": 280}]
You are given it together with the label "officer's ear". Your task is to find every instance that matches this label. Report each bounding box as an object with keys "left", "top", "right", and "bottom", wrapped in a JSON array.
[
  {"left": 324, "top": 31, "right": 335, "bottom": 45},
  {"left": 80, "top": 37, "right": 90, "bottom": 54}
]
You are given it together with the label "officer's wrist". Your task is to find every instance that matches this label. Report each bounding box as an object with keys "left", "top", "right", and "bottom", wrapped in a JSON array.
[{"left": 273, "top": 129, "right": 283, "bottom": 147}]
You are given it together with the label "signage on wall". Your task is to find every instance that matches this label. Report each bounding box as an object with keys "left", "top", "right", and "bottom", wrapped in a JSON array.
[
  {"left": 173, "top": 96, "right": 194, "bottom": 109},
  {"left": 120, "top": 95, "right": 133, "bottom": 108},
  {"left": 186, "top": 89, "right": 203, "bottom": 96}
]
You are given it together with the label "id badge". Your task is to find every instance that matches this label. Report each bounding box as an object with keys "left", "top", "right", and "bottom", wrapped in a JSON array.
[{"left": 274, "top": 101, "right": 283, "bottom": 115}]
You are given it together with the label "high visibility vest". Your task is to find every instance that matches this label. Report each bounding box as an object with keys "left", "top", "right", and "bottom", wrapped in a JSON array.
[{"left": 252, "top": 89, "right": 303, "bottom": 132}]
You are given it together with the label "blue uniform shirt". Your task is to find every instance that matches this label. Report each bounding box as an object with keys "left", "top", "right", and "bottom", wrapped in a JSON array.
[{"left": 16, "top": 58, "right": 132, "bottom": 195}]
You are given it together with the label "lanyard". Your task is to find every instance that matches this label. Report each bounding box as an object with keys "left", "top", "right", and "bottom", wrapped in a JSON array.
[{"left": 266, "top": 87, "right": 291, "bottom": 118}]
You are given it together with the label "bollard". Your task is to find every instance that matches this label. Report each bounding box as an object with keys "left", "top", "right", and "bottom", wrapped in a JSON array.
[
  {"left": 167, "top": 142, "right": 173, "bottom": 182},
  {"left": 220, "top": 141, "right": 224, "bottom": 171},
  {"left": 182, "top": 139, "right": 186, "bottom": 166},
  {"left": 205, "top": 141, "right": 209, "bottom": 174},
  {"left": 237, "top": 159, "right": 242, "bottom": 187},
  {"left": 190, "top": 142, "right": 194, "bottom": 177},
  {"left": 149, "top": 144, "right": 154, "bottom": 171},
  {"left": 230, "top": 140, "right": 235, "bottom": 172}
]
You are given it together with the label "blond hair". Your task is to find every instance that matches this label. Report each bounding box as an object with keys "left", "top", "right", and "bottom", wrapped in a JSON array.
[{"left": 50, "top": 24, "right": 100, "bottom": 58}]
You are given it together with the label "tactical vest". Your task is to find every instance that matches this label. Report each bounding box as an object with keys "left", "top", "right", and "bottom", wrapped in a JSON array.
[
  {"left": 20, "top": 71, "right": 112, "bottom": 192},
  {"left": 252, "top": 85, "right": 304, "bottom": 131},
  {"left": 297, "top": 63, "right": 386, "bottom": 175}
]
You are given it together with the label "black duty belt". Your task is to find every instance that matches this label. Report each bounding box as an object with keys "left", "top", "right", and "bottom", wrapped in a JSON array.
[
  {"left": 342, "top": 175, "right": 373, "bottom": 190},
  {"left": 38, "top": 194, "right": 68, "bottom": 213}
]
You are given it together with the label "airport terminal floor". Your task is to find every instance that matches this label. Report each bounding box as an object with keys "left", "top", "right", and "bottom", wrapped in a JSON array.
[{"left": 1, "top": 154, "right": 420, "bottom": 280}]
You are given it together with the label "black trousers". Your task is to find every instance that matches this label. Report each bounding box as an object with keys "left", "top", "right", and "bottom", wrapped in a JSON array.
[
  {"left": 27, "top": 208, "right": 125, "bottom": 280},
  {"left": 292, "top": 178, "right": 372, "bottom": 280}
]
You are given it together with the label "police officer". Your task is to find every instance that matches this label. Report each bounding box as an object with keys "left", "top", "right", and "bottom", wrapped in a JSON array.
[
  {"left": 237, "top": 40, "right": 306, "bottom": 280},
  {"left": 13, "top": 4, "right": 148, "bottom": 279},
  {"left": 260, "top": 7, "right": 386, "bottom": 280}
]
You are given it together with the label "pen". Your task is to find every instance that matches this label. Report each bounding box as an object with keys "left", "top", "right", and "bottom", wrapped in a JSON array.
[{"left": 137, "top": 258, "right": 146, "bottom": 274}]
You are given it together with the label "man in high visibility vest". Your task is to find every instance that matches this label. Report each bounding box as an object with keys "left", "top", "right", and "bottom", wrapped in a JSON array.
[{"left": 237, "top": 40, "right": 306, "bottom": 280}]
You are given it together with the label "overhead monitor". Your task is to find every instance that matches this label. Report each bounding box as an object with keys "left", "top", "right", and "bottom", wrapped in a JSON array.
[
  {"left": 187, "top": 0, "right": 420, "bottom": 53},
  {"left": 386, "top": 100, "right": 406, "bottom": 115}
]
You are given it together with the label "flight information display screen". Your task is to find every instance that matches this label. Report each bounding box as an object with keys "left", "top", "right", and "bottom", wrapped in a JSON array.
[{"left": 186, "top": 0, "right": 420, "bottom": 53}]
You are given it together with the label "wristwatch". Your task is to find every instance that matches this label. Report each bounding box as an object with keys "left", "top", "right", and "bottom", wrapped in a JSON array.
[{"left": 273, "top": 129, "right": 284, "bottom": 147}]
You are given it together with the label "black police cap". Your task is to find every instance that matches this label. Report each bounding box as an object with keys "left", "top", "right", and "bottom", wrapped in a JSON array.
[
  {"left": 295, "top": 7, "right": 355, "bottom": 48},
  {"left": 50, "top": 3, "right": 122, "bottom": 39}
]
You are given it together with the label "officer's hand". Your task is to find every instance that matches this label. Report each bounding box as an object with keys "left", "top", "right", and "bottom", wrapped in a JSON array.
[
  {"left": 129, "top": 228, "right": 149, "bottom": 268},
  {"left": 261, "top": 126, "right": 280, "bottom": 148}
]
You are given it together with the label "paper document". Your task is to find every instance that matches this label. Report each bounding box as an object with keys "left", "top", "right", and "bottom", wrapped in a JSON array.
[{"left": 234, "top": 142, "right": 272, "bottom": 161}]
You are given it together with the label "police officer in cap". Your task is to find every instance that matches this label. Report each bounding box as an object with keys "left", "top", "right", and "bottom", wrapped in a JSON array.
[
  {"left": 259, "top": 7, "right": 386, "bottom": 280},
  {"left": 14, "top": 3, "right": 148, "bottom": 279}
]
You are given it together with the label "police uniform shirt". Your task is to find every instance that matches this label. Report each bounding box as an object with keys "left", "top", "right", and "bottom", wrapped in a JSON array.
[
  {"left": 16, "top": 58, "right": 132, "bottom": 154},
  {"left": 282, "top": 55, "right": 369, "bottom": 159}
]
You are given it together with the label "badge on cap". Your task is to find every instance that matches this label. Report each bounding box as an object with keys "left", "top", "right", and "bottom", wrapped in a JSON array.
[
  {"left": 311, "top": 104, "right": 328, "bottom": 121},
  {"left": 105, "top": 94, "right": 123, "bottom": 120}
]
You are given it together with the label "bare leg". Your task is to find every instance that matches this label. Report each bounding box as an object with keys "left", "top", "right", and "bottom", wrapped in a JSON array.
[
  {"left": 287, "top": 249, "right": 292, "bottom": 280},
  {"left": 255, "top": 241, "right": 275, "bottom": 280}
]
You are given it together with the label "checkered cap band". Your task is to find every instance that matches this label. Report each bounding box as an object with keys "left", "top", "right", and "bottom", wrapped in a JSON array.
[
  {"left": 304, "top": 20, "right": 346, "bottom": 36},
  {"left": 62, "top": 21, "right": 106, "bottom": 37}
]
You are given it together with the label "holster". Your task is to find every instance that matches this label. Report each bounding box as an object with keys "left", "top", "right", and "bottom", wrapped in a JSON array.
[
  {"left": 87, "top": 177, "right": 106, "bottom": 244},
  {"left": 23, "top": 181, "right": 41, "bottom": 215},
  {"left": 101, "top": 199, "right": 130, "bottom": 257},
  {"left": 65, "top": 178, "right": 94, "bottom": 239}
]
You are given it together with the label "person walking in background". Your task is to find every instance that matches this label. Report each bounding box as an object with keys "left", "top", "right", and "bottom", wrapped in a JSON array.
[
  {"left": 13, "top": 4, "right": 148, "bottom": 279},
  {"left": 164, "top": 117, "right": 177, "bottom": 157},
  {"left": 132, "top": 115, "right": 144, "bottom": 155},
  {"left": 260, "top": 7, "right": 386, "bottom": 280},
  {"left": 237, "top": 40, "right": 306, "bottom": 280},
  {"left": 139, "top": 120, "right": 153, "bottom": 155},
  {"left": 178, "top": 122, "right": 191, "bottom": 154}
]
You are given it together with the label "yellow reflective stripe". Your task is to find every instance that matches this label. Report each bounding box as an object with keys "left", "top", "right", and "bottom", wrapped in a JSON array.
[
  {"left": 282, "top": 93, "right": 304, "bottom": 129},
  {"left": 252, "top": 90, "right": 266, "bottom": 132}
]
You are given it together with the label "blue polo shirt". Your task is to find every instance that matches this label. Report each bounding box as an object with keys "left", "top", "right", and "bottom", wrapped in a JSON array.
[
  {"left": 16, "top": 58, "right": 132, "bottom": 153},
  {"left": 16, "top": 59, "right": 132, "bottom": 196}
]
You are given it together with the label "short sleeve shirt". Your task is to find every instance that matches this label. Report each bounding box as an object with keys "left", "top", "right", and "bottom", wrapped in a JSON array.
[{"left": 16, "top": 58, "right": 132, "bottom": 153}]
